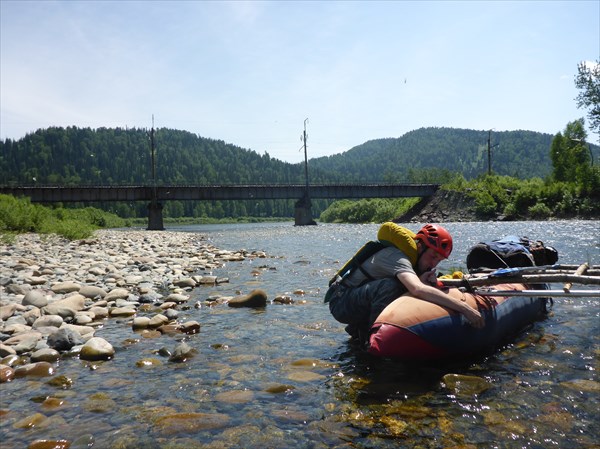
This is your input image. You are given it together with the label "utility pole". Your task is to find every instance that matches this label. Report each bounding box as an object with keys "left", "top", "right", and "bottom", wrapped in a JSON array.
[
  {"left": 303, "top": 118, "right": 309, "bottom": 192},
  {"left": 487, "top": 130, "right": 499, "bottom": 175},
  {"left": 294, "top": 118, "right": 316, "bottom": 225}
]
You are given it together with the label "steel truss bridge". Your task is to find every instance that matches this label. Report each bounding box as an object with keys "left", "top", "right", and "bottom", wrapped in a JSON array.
[{"left": 1, "top": 183, "right": 440, "bottom": 228}]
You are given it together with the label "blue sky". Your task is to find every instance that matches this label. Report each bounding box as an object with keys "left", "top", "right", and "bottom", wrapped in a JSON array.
[{"left": 1, "top": 0, "right": 598, "bottom": 163}]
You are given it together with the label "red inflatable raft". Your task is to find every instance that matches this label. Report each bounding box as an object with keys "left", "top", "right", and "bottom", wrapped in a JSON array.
[{"left": 368, "top": 283, "right": 549, "bottom": 360}]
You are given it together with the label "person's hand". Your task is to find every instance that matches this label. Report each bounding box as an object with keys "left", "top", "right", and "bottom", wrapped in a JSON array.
[
  {"left": 419, "top": 269, "right": 438, "bottom": 286},
  {"left": 462, "top": 304, "right": 484, "bottom": 328}
]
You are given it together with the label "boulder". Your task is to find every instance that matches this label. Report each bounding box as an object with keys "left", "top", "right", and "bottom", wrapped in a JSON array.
[{"left": 228, "top": 289, "right": 268, "bottom": 308}]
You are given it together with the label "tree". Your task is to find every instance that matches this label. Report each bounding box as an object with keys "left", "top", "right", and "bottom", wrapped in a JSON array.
[
  {"left": 575, "top": 60, "right": 600, "bottom": 135},
  {"left": 550, "top": 119, "right": 591, "bottom": 183}
]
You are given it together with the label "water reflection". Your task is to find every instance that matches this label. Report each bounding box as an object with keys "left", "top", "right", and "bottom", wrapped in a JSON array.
[{"left": 1, "top": 221, "right": 598, "bottom": 448}]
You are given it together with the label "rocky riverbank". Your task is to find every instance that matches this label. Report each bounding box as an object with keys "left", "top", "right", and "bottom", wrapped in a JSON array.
[
  {"left": 0, "top": 229, "right": 268, "bottom": 383},
  {"left": 395, "top": 189, "right": 600, "bottom": 223},
  {"left": 395, "top": 190, "right": 479, "bottom": 223}
]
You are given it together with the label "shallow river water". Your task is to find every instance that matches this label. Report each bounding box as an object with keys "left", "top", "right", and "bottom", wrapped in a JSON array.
[{"left": 1, "top": 221, "right": 599, "bottom": 448}]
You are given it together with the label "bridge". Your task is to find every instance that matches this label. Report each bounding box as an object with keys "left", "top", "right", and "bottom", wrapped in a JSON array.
[{"left": 1, "top": 183, "right": 440, "bottom": 228}]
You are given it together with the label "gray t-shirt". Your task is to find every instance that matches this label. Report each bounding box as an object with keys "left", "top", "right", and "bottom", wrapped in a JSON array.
[{"left": 343, "top": 246, "right": 415, "bottom": 288}]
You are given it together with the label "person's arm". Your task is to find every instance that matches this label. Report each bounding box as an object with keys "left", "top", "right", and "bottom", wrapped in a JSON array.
[{"left": 397, "top": 271, "right": 485, "bottom": 328}]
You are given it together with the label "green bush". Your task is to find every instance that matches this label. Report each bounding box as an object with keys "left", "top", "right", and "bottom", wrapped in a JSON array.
[
  {"left": 472, "top": 190, "right": 497, "bottom": 218},
  {"left": 502, "top": 202, "right": 518, "bottom": 219},
  {"left": 0, "top": 194, "right": 129, "bottom": 240},
  {"left": 528, "top": 203, "right": 552, "bottom": 219},
  {"left": 320, "top": 198, "right": 420, "bottom": 223}
]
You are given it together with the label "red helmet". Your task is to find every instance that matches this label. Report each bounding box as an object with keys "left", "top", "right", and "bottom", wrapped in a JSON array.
[{"left": 415, "top": 224, "right": 453, "bottom": 258}]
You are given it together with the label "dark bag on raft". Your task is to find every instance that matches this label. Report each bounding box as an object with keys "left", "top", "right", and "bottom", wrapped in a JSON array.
[{"left": 466, "top": 235, "right": 559, "bottom": 273}]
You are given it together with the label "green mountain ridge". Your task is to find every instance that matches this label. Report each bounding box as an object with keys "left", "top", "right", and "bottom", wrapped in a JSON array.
[
  {"left": 312, "top": 127, "right": 556, "bottom": 182},
  {"left": 2, "top": 125, "right": 598, "bottom": 220},
  {"left": 0, "top": 126, "right": 568, "bottom": 186}
]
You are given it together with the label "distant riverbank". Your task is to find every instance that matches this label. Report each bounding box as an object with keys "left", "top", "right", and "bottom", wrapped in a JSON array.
[{"left": 396, "top": 189, "right": 600, "bottom": 223}]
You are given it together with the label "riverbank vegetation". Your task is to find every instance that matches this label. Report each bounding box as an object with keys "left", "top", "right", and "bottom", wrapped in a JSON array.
[
  {"left": 2, "top": 125, "right": 594, "bottom": 221},
  {"left": 0, "top": 194, "right": 130, "bottom": 241},
  {"left": 0, "top": 194, "right": 294, "bottom": 241},
  {"left": 320, "top": 118, "right": 599, "bottom": 223}
]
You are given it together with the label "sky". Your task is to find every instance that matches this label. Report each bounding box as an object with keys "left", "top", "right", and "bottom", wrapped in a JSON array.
[{"left": 1, "top": 1, "right": 599, "bottom": 163}]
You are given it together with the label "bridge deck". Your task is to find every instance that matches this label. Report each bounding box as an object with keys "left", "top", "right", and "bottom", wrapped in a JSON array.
[{"left": 1, "top": 184, "right": 439, "bottom": 202}]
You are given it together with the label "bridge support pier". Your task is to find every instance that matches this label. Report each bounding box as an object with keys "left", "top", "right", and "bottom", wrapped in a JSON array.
[
  {"left": 147, "top": 201, "right": 165, "bottom": 230},
  {"left": 294, "top": 196, "right": 316, "bottom": 226}
]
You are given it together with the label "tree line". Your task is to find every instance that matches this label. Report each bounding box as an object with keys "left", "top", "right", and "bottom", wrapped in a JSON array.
[{"left": 1, "top": 124, "right": 598, "bottom": 221}]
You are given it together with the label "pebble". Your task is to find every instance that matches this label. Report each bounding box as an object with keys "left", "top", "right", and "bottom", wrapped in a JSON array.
[{"left": 0, "top": 230, "right": 268, "bottom": 382}]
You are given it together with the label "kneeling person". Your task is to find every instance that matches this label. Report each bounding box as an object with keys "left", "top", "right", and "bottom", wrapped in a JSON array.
[{"left": 325, "top": 223, "right": 484, "bottom": 343}]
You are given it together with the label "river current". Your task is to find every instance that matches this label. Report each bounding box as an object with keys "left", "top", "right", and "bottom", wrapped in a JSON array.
[{"left": 1, "top": 220, "right": 599, "bottom": 448}]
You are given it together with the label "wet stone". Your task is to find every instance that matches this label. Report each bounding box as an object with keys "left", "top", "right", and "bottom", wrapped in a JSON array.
[
  {"left": 47, "top": 327, "right": 85, "bottom": 351},
  {"left": 31, "top": 348, "right": 60, "bottom": 363},
  {"left": 14, "top": 362, "right": 55, "bottom": 378},
  {"left": 138, "top": 293, "right": 161, "bottom": 304},
  {"left": 174, "top": 277, "right": 196, "bottom": 288},
  {"left": 132, "top": 317, "right": 151, "bottom": 330},
  {"left": 80, "top": 337, "right": 115, "bottom": 361},
  {"left": 40, "top": 397, "right": 66, "bottom": 410},
  {"left": 153, "top": 412, "right": 230, "bottom": 435},
  {"left": 442, "top": 373, "right": 493, "bottom": 395},
  {"left": 169, "top": 342, "right": 195, "bottom": 363},
  {"left": 148, "top": 314, "right": 169, "bottom": 328},
  {"left": 46, "top": 375, "right": 74, "bottom": 389},
  {"left": 0, "top": 364, "right": 15, "bottom": 383},
  {"left": 215, "top": 389, "right": 254, "bottom": 404},
  {"left": 181, "top": 320, "right": 200, "bottom": 334},
  {"left": 28, "top": 440, "right": 70, "bottom": 449},
  {"left": 157, "top": 324, "right": 181, "bottom": 335},
  {"left": 13, "top": 412, "right": 49, "bottom": 429},
  {"left": 163, "top": 308, "right": 179, "bottom": 321},
  {"left": 228, "top": 289, "right": 268, "bottom": 308},
  {"left": 136, "top": 357, "right": 163, "bottom": 367}
]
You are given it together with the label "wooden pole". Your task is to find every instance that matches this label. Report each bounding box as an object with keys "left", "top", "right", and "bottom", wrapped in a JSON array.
[
  {"left": 441, "top": 273, "right": 600, "bottom": 287},
  {"left": 471, "top": 289, "right": 600, "bottom": 298},
  {"left": 563, "top": 262, "right": 589, "bottom": 292}
]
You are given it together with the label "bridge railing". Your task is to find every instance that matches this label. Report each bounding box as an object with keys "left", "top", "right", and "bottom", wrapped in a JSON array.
[{"left": 0, "top": 183, "right": 440, "bottom": 202}]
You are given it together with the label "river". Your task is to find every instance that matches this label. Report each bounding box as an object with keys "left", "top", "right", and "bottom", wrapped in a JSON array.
[{"left": 1, "top": 220, "right": 599, "bottom": 448}]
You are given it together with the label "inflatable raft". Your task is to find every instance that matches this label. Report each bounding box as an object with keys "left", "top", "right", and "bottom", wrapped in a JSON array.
[{"left": 368, "top": 283, "right": 549, "bottom": 360}]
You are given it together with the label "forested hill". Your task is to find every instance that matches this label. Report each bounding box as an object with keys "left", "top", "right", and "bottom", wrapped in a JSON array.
[
  {"left": 0, "top": 127, "right": 310, "bottom": 186},
  {"left": 311, "top": 127, "right": 555, "bottom": 182},
  {"left": 0, "top": 126, "right": 557, "bottom": 186}
]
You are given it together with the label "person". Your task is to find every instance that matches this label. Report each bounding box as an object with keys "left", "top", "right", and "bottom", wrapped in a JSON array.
[{"left": 325, "top": 223, "right": 484, "bottom": 344}]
